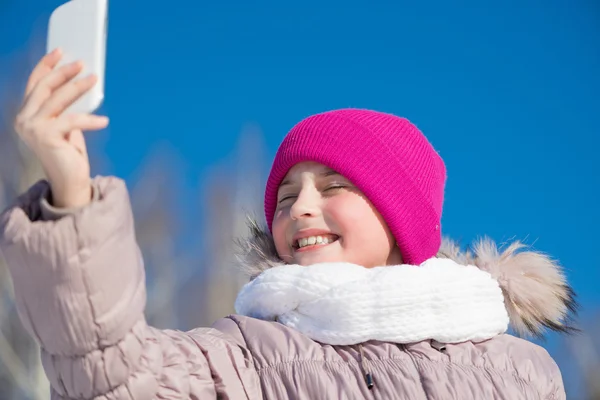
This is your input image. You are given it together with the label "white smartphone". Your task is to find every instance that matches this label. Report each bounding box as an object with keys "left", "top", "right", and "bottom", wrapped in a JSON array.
[{"left": 47, "top": 0, "right": 108, "bottom": 115}]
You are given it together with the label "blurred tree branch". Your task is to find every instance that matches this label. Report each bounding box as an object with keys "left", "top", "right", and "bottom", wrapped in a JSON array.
[{"left": 565, "top": 314, "right": 600, "bottom": 399}]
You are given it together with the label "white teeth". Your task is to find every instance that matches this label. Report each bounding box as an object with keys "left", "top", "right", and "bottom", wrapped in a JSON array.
[{"left": 296, "top": 235, "right": 336, "bottom": 249}]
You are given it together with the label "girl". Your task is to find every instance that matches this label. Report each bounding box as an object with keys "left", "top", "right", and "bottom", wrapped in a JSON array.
[{"left": 1, "top": 50, "right": 575, "bottom": 399}]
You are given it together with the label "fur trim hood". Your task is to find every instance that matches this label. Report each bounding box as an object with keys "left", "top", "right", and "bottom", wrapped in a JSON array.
[{"left": 235, "top": 218, "right": 577, "bottom": 339}]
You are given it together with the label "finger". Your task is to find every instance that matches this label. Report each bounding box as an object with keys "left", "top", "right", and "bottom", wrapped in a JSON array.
[
  {"left": 25, "top": 48, "right": 63, "bottom": 96},
  {"left": 55, "top": 113, "right": 109, "bottom": 133},
  {"left": 35, "top": 73, "right": 97, "bottom": 118},
  {"left": 21, "top": 61, "right": 85, "bottom": 118}
]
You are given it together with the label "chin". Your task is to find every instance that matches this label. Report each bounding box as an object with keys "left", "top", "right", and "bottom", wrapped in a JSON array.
[{"left": 293, "top": 253, "right": 347, "bottom": 266}]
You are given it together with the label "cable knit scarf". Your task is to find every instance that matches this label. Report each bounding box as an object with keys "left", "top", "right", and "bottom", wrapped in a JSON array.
[{"left": 234, "top": 257, "right": 510, "bottom": 345}]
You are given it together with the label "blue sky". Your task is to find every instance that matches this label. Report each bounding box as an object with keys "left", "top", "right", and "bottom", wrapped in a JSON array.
[{"left": 1, "top": 0, "right": 599, "bottom": 395}]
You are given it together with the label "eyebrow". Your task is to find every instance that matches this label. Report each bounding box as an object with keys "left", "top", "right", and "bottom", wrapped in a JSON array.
[{"left": 279, "top": 168, "right": 341, "bottom": 188}]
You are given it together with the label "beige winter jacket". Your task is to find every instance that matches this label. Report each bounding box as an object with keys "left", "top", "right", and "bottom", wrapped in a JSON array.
[{"left": 0, "top": 176, "right": 574, "bottom": 399}]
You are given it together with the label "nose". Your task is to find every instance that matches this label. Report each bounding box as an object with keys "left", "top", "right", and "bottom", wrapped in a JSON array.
[{"left": 290, "top": 187, "right": 322, "bottom": 220}]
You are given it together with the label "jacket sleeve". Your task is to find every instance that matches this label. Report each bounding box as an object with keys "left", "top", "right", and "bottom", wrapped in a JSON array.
[
  {"left": 544, "top": 353, "right": 566, "bottom": 400},
  {"left": 0, "top": 176, "right": 258, "bottom": 399}
]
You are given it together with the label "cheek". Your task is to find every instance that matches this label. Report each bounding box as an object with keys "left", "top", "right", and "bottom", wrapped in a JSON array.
[
  {"left": 324, "top": 194, "right": 375, "bottom": 233},
  {"left": 325, "top": 194, "right": 394, "bottom": 253},
  {"left": 272, "top": 209, "right": 291, "bottom": 256}
]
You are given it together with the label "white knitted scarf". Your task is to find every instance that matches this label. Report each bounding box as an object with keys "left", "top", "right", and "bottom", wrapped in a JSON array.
[{"left": 234, "top": 258, "right": 510, "bottom": 345}]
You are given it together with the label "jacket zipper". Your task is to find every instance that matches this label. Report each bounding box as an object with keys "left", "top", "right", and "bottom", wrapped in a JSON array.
[{"left": 359, "top": 344, "right": 374, "bottom": 390}]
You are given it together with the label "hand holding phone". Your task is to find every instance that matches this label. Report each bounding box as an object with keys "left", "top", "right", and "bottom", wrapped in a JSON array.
[
  {"left": 11, "top": 0, "right": 110, "bottom": 209},
  {"left": 14, "top": 51, "right": 108, "bottom": 208}
]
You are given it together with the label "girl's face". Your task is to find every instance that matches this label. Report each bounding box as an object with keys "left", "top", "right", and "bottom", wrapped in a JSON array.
[{"left": 273, "top": 162, "right": 403, "bottom": 267}]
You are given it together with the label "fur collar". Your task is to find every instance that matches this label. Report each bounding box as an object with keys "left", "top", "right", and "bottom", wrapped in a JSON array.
[{"left": 235, "top": 217, "right": 577, "bottom": 338}]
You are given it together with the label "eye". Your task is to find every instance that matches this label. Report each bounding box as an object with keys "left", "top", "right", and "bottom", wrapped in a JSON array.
[
  {"left": 323, "top": 185, "right": 346, "bottom": 192},
  {"left": 278, "top": 194, "right": 297, "bottom": 204}
]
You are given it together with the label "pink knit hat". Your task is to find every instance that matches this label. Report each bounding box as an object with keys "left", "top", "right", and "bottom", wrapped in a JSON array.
[{"left": 264, "top": 108, "right": 447, "bottom": 265}]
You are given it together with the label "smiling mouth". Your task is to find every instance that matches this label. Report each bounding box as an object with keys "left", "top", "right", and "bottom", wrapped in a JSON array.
[{"left": 292, "top": 234, "right": 340, "bottom": 251}]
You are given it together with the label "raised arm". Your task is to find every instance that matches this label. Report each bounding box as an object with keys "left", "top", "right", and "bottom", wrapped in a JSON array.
[{"left": 0, "top": 50, "right": 258, "bottom": 399}]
